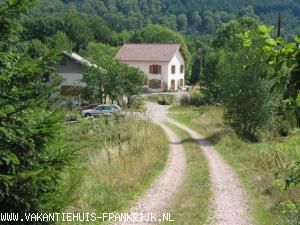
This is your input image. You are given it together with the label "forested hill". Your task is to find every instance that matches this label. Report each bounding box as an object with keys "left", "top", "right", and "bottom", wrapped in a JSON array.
[{"left": 31, "top": 0, "right": 300, "bottom": 37}]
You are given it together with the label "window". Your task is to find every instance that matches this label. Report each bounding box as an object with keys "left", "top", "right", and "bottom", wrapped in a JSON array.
[
  {"left": 149, "top": 65, "right": 161, "bottom": 74},
  {"left": 180, "top": 65, "right": 184, "bottom": 73},
  {"left": 171, "top": 65, "right": 176, "bottom": 74},
  {"left": 112, "top": 105, "right": 120, "bottom": 110},
  {"left": 103, "top": 106, "right": 111, "bottom": 110},
  {"left": 149, "top": 79, "right": 162, "bottom": 89}
]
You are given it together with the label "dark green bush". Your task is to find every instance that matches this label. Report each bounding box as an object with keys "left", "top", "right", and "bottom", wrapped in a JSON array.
[
  {"left": 157, "top": 95, "right": 175, "bottom": 105},
  {"left": 278, "top": 120, "right": 291, "bottom": 137},
  {"left": 179, "top": 94, "right": 190, "bottom": 105},
  {"left": 190, "top": 91, "right": 206, "bottom": 106},
  {"left": 147, "top": 94, "right": 160, "bottom": 102}
]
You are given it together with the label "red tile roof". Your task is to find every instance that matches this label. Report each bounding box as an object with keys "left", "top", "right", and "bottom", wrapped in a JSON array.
[{"left": 116, "top": 43, "right": 184, "bottom": 62}]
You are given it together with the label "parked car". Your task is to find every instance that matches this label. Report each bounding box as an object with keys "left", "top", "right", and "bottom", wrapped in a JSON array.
[
  {"left": 180, "top": 86, "right": 190, "bottom": 91},
  {"left": 80, "top": 104, "right": 121, "bottom": 117},
  {"left": 80, "top": 104, "right": 99, "bottom": 111}
]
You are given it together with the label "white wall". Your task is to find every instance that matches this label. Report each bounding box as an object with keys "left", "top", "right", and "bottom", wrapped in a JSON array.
[
  {"left": 122, "top": 60, "right": 169, "bottom": 90},
  {"left": 167, "top": 49, "right": 185, "bottom": 90},
  {"left": 56, "top": 57, "right": 86, "bottom": 87},
  {"left": 54, "top": 57, "right": 87, "bottom": 107}
]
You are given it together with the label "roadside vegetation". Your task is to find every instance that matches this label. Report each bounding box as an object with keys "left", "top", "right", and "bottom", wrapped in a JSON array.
[
  {"left": 59, "top": 115, "right": 169, "bottom": 225},
  {"left": 147, "top": 94, "right": 176, "bottom": 106},
  {"left": 162, "top": 124, "right": 211, "bottom": 225},
  {"left": 171, "top": 18, "right": 299, "bottom": 224},
  {"left": 169, "top": 105, "right": 300, "bottom": 225}
]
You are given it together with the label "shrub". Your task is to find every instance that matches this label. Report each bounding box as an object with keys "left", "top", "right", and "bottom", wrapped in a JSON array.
[
  {"left": 218, "top": 44, "right": 280, "bottom": 141},
  {"left": 147, "top": 94, "right": 160, "bottom": 102},
  {"left": 179, "top": 94, "right": 190, "bottom": 105},
  {"left": 278, "top": 119, "right": 291, "bottom": 137},
  {"left": 157, "top": 95, "right": 175, "bottom": 105},
  {"left": 128, "top": 95, "right": 145, "bottom": 110},
  {"left": 190, "top": 91, "right": 206, "bottom": 106}
]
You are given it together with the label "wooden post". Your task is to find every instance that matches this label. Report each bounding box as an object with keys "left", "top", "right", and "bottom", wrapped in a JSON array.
[{"left": 277, "top": 13, "right": 282, "bottom": 38}]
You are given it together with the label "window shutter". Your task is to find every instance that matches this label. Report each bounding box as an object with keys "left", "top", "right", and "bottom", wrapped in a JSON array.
[{"left": 172, "top": 65, "right": 176, "bottom": 74}]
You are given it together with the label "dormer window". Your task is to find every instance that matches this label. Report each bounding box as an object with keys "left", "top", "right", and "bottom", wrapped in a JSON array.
[
  {"left": 180, "top": 65, "right": 184, "bottom": 73},
  {"left": 171, "top": 65, "right": 176, "bottom": 74},
  {"left": 149, "top": 65, "right": 161, "bottom": 74}
]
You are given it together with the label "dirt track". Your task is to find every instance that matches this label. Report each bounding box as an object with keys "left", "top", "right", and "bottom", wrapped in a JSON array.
[
  {"left": 113, "top": 104, "right": 186, "bottom": 225},
  {"left": 115, "top": 102, "right": 252, "bottom": 225}
]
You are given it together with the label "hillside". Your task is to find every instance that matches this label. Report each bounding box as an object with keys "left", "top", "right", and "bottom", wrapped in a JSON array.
[{"left": 30, "top": 0, "right": 300, "bottom": 37}]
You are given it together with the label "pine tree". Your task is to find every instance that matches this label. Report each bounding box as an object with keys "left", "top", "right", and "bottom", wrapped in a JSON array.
[{"left": 0, "top": 0, "right": 73, "bottom": 221}]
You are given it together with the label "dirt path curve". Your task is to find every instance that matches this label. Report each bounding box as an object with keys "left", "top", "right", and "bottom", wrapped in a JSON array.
[
  {"left": 113, "top": 104, "right": 186, "bottom": 225},
  {"left": 147, "top": 102, "right": 252, "bottom": 225}
]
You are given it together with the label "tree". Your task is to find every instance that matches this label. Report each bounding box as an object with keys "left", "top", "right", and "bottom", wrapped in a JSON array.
[
  {"left": 52, "top": 31, "right": 74, "bottom": 53},
  {"left": 27, "top": 0, "right": 300, "bottom": 37},
  {"left": 120, "top": 65, "right": 146, "bottom": 107},
  {"left": 219, "top": 48, "right": 278, "bottom": 140},
  {"left": 202, "top": 50, "right": 222, "bottom": 102},
  {"left": 177, "top": 14, "right": 188, "bottom": 32},
  {"left": 0, "top": 0, "right": 73, "bottom": 219},
  {"left": 82, "top": 43, "right": 146, "bottom": 106},
  {"left": 218, "top": 30, "right": 280, "bottom": 140}
]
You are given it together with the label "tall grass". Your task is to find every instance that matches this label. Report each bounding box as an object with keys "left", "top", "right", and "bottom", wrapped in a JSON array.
[
  {"left": 169, "top": 106, "right": 300, "bottom": 225},
  {"left": 58, "top": 115, "right": 169, "bottom": 224}
]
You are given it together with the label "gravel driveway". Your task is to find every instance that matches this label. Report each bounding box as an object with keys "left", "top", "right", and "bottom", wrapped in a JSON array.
[{"left": 114, "top": 102, "right": 252, "bottom": 225}]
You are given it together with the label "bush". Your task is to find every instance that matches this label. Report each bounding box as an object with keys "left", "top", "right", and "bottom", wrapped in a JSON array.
[
  {"left": 218, "top": 44, "right": 280, "bottom": 141},
  {"left": 278, "top": 120, "right": 291, "bottom": 137},
  {"left": 128, "top": 95, "right": 145, "bottom": 110},
  {"left": 147, "top": 94, "right": 160, "bottom": 102},
  {"left": 179, "top": 94, "right": 190, "bottom": 105},
  {"left": 190, "top": 91, "right": 206, "bottom": 106},
  {"left": 179, "top": 91, "right": 207, "bottom": 106},
  {"left": 148, "top": 94, "right": 175, "bottom": 105},
  {"left": 157, "top": 95, "right": 175, "bottom": 105}
]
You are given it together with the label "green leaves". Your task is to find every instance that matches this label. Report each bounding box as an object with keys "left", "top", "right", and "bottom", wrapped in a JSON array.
[
  {"left": 0, "top": 0, "right": 74, "bottom": 219},
  {"left": 295, "top": 36, "right": 300, "bottom": 43},
  {"left": 243, "top": 39, "right": 252, "bottom": 47},
  {"left": 258, "top": 25, "right": 268, "bottom": 33},
  {"left": 244, "top": 31, "right": 251, "bottom": 39},
  {"left": 266, "top": 38, "right": 277, "bottom": 46}
]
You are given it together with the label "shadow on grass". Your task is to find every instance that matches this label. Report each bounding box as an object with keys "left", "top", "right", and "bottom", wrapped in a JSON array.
[{"left": 169, "top": 129, "right": 227, "bottom": 147}]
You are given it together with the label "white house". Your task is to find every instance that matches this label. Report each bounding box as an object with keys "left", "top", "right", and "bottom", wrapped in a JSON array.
[{"left": 116, "top": 43, "right": 186, "bottom": 92}]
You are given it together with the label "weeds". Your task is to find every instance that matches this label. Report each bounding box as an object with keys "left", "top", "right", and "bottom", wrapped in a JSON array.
[
  {"left": 169, "top": 105, "right": 300, "bottom": 225},
  {"left": 58, "top": 116, "right": 169, "bottom": 224}
]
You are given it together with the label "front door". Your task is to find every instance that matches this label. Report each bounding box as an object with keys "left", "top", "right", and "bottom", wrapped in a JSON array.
[{"left": 170, "top": 79, "right": 175, "bottom": 91}]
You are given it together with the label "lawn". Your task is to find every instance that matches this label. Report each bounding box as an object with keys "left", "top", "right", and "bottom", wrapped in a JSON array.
[
  {"left": 169, "top": 105, "right": 300, "bottom": 225},
  {"left": 57, "top": 115, "right": 169, "bottom": 225}
]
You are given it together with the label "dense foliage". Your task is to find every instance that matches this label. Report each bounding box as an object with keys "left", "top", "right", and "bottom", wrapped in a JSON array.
[
  {"left": 0, "top": 0, "right": 74, "bottom": 221},
  {"left": 29, "top": 0, "right": 300, "bottom": 38},
  {"left": 82, "top": 43, "right": 146, "bottom": 106}
]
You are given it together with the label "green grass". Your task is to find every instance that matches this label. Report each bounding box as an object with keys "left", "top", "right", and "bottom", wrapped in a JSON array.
[
  {"left": 58, "top": 116, "right": 169, "bottom": 225},
  {"left": 162, "top": 123, "right": 211, "bottom": 225},
  {"left": 169, "top": 105, "right": 300, "bottom": 225}
]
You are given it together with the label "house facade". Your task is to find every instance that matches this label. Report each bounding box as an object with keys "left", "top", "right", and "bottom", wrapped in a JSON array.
[
  {"left": 55, "top": 51, "right": 103, "bottom": 107},
  {"left": 116, "top": 44, "right": 186, "bottom": 92}
]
